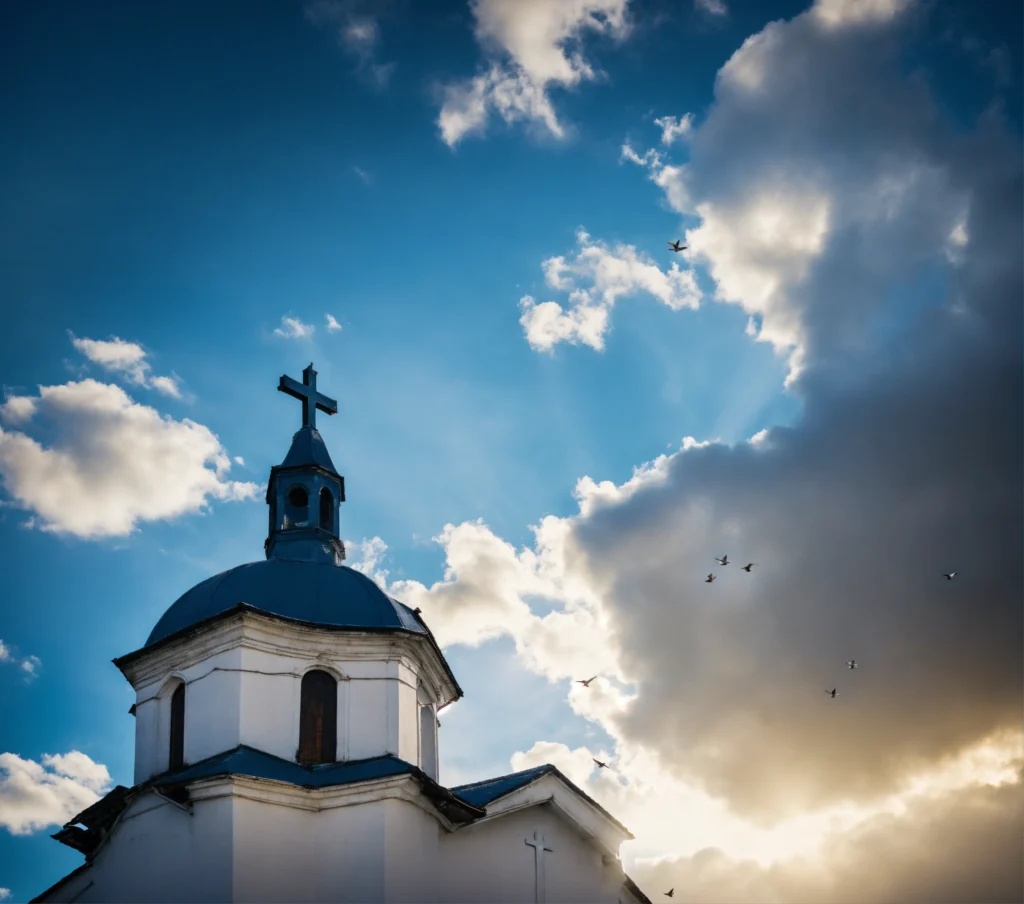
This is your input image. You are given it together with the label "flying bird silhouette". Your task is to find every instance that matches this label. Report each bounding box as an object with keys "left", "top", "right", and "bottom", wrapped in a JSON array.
[
  {"left": 705, "top": 573, "right": 716, "bottom": 583},
  {"left": 715, "top": 555, "right": 729, "bottom": 565},
  {"left": 741, "top": 563, "right": 756, "bottom": 572},
  {"left": 664, "top": 891, "right": 675, "bottom": 899},
  {"left": 667, "top": 240, "right": 687, "bottom": 252},
  {"left": 576, "top": 676, "right": 597, "bottom": 688},
  {"left": 593, "top": 758, "right": 609, "bottom": 769},
  {"left": 847, "top": 660, "right": 858, "bottom": 669},
  {"left": 942, "top": 572, "right": 957, "bottom": 580},
  {"left": 826, "top": 688, "right": 838, "bottom": 698}
]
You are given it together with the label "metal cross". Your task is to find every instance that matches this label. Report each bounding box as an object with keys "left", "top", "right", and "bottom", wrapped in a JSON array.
[
  {"left": 525, "top": 831, "right": 553, "bottom": 904},
  {"left": 277, "top": 363, "right": 337, "bottom": 430}
]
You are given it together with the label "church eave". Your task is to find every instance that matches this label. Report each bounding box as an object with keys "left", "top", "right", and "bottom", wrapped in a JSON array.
[
  {"left": 113, "top": 602, "right": 464, "bottom": 702},
  {"left": 265, "top": 462, "right": 344, "bottom": 501},
  {"left": 44, "top": 745, "right": 487, "bottom": 866},
  {"left": 623, "top": 874, "right": 655, "bottom": 904},
  {"left": 453, "top": 764, "right": 634, "bottom": 840}
]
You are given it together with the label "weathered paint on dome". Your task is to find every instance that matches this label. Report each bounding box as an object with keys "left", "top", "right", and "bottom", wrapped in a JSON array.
[{"left": 146, "top": 560, "right": 425, "bottom": 647}]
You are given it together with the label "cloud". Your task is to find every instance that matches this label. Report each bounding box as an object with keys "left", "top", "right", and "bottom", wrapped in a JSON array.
[
  {"left": 438, "top": 0, "right": 631, "bottom": 146},
  {"left": 0, "top": 640, "right": 42, "bottom": 682},
  {"left": 274, "top": 316, "right": 316, "bottom": 340},
  {"left": 0, "top": 750, "right": 111, "bottom": 835},
  {"left": 519, "top": 228, "right": 701, "bottom": 352},
  {"left": 0, "top": 379, "right": 261, "bottom": 538},
  {"left": 233, "top": 455, "right": 245, "bottom": 466},
  {"left": 654, "top": 113, "right": 694, "bottom": 145},
  {"left": 630, "top": 763, "right": 1022, "bottom": 903},
  {"left": 620, "top": 0, "right": 976, "bottom": 387},
  {"left": 325, "top": 313, "right": 343, "bottom": 333},
  {"left": 351, "top": 166, "right": 372, "bottom": 184},
  {"left": 0, "top": 888, "right": 10, "bottom": 901},
  {"left": 364, "top": 2, "right": 1020, "bottom": 896},
  {"left": 304, "top": 0, "right": 396, "bottom": 89},
  {"left": 695, "top": 0, "right": 728, "bottom": 16},
  {"left": 69, "top": 335, "right": 182, "bottom": 398},
  {"left": 811, "top": 0, "right": 912, "bottom": 30},
  {"left": 0, "top": 394, "right": 37, "bottom": 424}
]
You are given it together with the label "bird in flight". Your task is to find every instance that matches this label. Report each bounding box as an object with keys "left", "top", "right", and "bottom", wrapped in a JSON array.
[
  {"left": 942, "top": 572, "right": 957, "bottom": 580},
  {"left": 847, "top": 660, "right": 858, "bottom": 669},
  {"left": 705, "top": 573, "right": 716, "bottom": 583},
  {"left": 576, "top": 676, "right": 597, "bottom": 688},
  {"left": 664, "top": 891, "right": 675, "bottom": 899},
  {"left": 741, "top": 562, "right": 756, "bottom": 572},
  {"left": 667, "top": 240, "right": 687, "bottom": 252},
  {"left": 826, "top": 688, "right": 838, "bottom": 698},
  {"left": 715, "top": 554, "right": 730, "bottom": 566},
  {"left": 593, "top": 758, "right": 609, "bottom": 769}
]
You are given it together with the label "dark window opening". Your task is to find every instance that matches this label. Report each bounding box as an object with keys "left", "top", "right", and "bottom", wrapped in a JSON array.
[
  {"left": 319, "top": 488, "right": 333, "bottom": 530},
  {"left": 169, "top": 683, "right": 185, "bottom": 771},
  {"left": 285, "top": 484, "right": 309, "bottom": 528},
  {"left": 298, "top": 670, "right": 337, "bottom": 764}
]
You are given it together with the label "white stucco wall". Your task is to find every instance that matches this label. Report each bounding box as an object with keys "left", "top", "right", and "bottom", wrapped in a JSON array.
[
  {"left": 133, "top": 646, "right": 242, "bottom": 784},
  {"left": 125, "top": 616, "right": 453, "bottom": 784},
  {"left": 39, "top": 780, "right": 643, "bottom": 904},
  {"left": 440, "top": 803, "right": 626, "bottom": 904},
  {"left": 39, "top": 792, "right": 234, "bottom": 903}
]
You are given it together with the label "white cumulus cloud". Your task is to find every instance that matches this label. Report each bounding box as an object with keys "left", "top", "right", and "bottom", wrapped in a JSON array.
[
  {"left": 70, "top": 335, "right": 181, "bottom": 398},
  {"left": 438, "top": 0, "right": 631, "bottom": 147},
  {"left": 621, "top": 0, "right": 969, "bottom": 386},
  {"left": 519, "top": 228, "right": 701, "bottom": 352},
  {"left": 0, "top": 379, "right": 261, "bottom": 539},
  {"left": 0, "top": 640, "right": 42, "bottom": 682},
  {"left": 325, "top": 313, "right": 343, "bottom": 332},
  {"left": 0, "top": 750, "right": 111, "bottom": 835},
  {"left": 274, "top": 316, "right": 316, "bottom": 340},
  {"left": 654, "top": 113, "right": 694, "bottom": 145}
]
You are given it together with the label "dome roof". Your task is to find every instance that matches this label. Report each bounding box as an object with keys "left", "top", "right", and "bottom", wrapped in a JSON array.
[{"left": 146, "top": 560, "right": 427, "bottom": 648}]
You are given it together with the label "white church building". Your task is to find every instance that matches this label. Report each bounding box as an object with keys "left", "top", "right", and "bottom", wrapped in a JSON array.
[{"left": 34, "top": 365, "right": 652, "bottom": 904}]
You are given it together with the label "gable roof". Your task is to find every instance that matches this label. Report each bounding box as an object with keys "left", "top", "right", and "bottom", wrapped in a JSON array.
[
  {"left": 39, "top": 749, "right": 651, "bottom": 904},
  {"left": 452, "top": 763, "right": 634, "bottom": 838}
]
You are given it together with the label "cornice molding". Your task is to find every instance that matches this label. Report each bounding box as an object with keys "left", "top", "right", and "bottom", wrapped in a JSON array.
[
  {"left": 182, "top": 772, "right": 457, "bottom": 831},
  {"left": 119, "top": 610, "right": 454, "bottom": 705}
]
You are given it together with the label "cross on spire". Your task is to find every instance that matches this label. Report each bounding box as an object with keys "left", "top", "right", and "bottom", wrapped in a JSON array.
[{"left": 278, "top": 363, "right": 337, "bottom": 430}]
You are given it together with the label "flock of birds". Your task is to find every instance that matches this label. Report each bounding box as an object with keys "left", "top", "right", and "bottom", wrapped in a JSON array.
[{"left": 573, "top": 532, "right": 959, "bottom": 898}]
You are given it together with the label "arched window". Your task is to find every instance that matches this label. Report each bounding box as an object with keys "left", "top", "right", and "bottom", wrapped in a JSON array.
[
  {"left": 298, "top": 670, "right": 337, "bottom": 764},
  {"left": 285, "top": 485, "right": 309, "bottom": 528},
  {"left": 319, "top": 488, "right": 333, "bottom": 531},
  {"left": 169, "top": 683, "right": 185, "bottom": 771}
]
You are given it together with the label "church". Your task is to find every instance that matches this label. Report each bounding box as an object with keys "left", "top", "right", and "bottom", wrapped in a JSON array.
[{"left": 33, "top": 365, "right": 652, "bottom": 904}]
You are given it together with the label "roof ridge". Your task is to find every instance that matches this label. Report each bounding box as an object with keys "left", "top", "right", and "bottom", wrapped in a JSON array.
[{"left": 450, "top": 762, "right": 552, "bottom": 791}]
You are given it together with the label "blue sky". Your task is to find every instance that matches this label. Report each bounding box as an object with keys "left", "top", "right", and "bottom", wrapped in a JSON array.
[{"left": 1, "top": 1, "right": 1021, "bottom": 901}]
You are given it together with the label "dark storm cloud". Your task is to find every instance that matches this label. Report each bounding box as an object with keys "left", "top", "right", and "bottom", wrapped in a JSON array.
[
  {"left": 569, "top": 3, "right": 1023, "bottom": 821},
  {"left": 633, "top": 769, "right": 1024, "bottom": 903}
]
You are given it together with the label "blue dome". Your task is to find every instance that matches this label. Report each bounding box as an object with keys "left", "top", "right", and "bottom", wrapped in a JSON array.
[{"left": 146, "top": 560, "right": 426, "bottom": 647}]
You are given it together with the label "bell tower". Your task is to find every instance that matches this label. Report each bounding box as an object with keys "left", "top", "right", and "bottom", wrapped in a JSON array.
[{"left": 265, "top": 363, "right": 346, "bottom": 565}]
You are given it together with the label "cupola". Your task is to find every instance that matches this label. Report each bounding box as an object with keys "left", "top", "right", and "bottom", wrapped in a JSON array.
[{"left": 265, "top": 363, "right": 346, "bottom": 565}]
